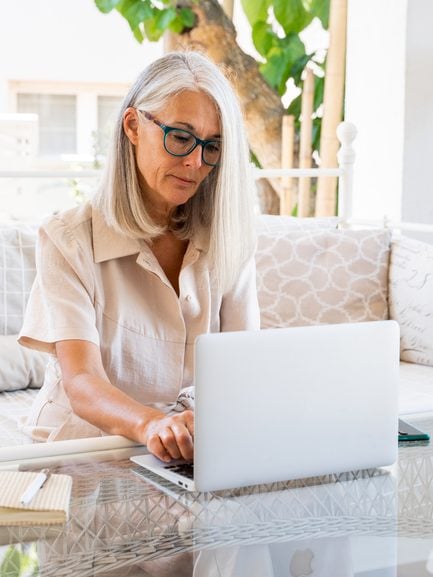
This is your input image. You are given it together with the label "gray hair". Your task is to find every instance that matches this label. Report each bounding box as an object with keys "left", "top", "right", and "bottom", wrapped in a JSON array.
[{"left": 95, "top": 51, "right": 256, "bottom": 292}]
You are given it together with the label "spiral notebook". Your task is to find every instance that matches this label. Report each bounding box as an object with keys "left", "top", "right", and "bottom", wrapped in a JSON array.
[{"left": 0, "top": 470, "right": 72, "bottom": 526}]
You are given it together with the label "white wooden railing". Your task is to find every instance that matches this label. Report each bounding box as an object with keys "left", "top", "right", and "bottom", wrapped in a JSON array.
[{"left": 1, "top": 121, "right": 433, "bottom": 234}]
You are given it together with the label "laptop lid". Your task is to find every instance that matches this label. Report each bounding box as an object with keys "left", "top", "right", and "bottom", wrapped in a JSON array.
[
  {"left": 131, "top": 320, "right": 400, "bottom": 492},
  {"left": 192, "top": 320, "right": 399, "bottom": 491}
]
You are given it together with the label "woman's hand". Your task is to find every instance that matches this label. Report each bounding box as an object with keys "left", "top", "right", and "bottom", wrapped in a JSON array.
[{"left": 142, "top": 410, "right": 194, "bottom": 462}]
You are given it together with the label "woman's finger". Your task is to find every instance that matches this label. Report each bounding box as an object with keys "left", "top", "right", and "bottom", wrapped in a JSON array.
[
  {"left": 158, "top": 427, "right": 182, "bottom": 460},
  {"left": 170, "top": 423, "right": 194, "bottom": 461},
  {"left": 146, "top": 432, "right": 172, "bottom": 462}
]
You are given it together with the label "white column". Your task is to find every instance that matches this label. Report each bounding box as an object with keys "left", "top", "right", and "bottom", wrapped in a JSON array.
[
  {"left": 345, "top": 0, "right": 433, "bottom": 239},
  {"left": 402, "top": 2, "right": 433, "bottom": 228},
  {"left": 345, "top": 0, "right": 407, "bottom": 223}
]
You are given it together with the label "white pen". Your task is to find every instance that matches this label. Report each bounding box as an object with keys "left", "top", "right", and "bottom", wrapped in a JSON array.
[{"left": 20, "top": 468, "right": 50, "bottom": 505}]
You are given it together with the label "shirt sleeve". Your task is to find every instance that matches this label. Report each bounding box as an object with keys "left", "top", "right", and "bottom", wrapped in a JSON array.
[
  {"left": 18, "top": 220, "right": 100, "bottom": 354},
  {"left": 219, "top": 254, "right": 261, "bottom": 332}
]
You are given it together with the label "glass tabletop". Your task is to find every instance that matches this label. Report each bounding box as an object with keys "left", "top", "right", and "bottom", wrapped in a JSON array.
[{"left": 2, "top": 413, "right": 433, "bottom": 577}]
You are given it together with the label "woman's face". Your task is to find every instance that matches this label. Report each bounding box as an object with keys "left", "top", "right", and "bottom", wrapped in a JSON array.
[{"left": 123, "top": 90, "right": 221, "bottom": 223}]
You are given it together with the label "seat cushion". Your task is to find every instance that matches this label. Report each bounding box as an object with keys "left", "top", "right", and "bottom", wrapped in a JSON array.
[{"left": 399, "top": 361, "right": 433, "bottom": 415}]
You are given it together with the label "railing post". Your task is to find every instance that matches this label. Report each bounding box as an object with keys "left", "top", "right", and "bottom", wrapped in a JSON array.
[{"left": 336, "top": 121, "right": 357, "bottom": 224}]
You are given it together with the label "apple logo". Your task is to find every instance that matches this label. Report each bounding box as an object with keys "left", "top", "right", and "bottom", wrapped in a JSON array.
[{"left": 289, "top": 548, "right": 315, "bottom": 577}]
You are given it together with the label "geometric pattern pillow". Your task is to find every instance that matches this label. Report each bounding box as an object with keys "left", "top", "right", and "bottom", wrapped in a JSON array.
[
  {"left": 389, "top": 235, "right": 433, "bottom": 367},
  {"left": 0, "top": 222, "right": 38, "bottom": 335},
  {"left": 256, "top": 228, "right": 391, "bottom": 329}
]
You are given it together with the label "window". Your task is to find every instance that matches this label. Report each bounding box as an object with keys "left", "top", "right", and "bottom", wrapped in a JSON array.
[
  {"left": 17, "top": 93, "right": 76, "bottom": 155},
  {"left": 10, "top": 81, "right": 130, "bottom": 161}
]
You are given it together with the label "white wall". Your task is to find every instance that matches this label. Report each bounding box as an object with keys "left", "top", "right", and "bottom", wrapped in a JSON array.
[
  {"left": 345, "top": 0, "right": 407, "bottom": 223},
  {"left": 0, "top": 0, "right": 164, "bottom": 110},
  {"left": 402, "top": 1, "right": 433, "bottom": 227},
  {"left": 345, "top": 0, "right": 433, "bottom": 237}
]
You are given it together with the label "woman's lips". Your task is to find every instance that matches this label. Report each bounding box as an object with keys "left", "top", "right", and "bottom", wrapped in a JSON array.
[{"left": 171, "top": 175, "right": 196, "bottom": 185}]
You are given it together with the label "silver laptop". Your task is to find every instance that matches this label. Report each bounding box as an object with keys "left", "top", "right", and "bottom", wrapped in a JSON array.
[{"left": 130, "top": 320, "right": 400, "bottom": 492}]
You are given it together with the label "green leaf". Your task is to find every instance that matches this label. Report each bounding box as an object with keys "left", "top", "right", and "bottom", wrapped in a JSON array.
[
  {"left": 311, "top": 0, "right": 330, "bottom": 29},
  {"left": 260, "top": 46, "right": 292, "bottom": 95},
  {"left": 313, "top": 75, "right": 324, "bottom": 111},
  {"left": 273, "top": 0, "right": 314, "bottom": 34},
  {"left": 252, "top": 21, "right": 276, "bottom": 57},
  {"left": 116, "top": 0, "right": 153, "bottom": 32},
  {"left": 241, "top": 0, "right": 270, "bottom": 26},
  {"left": 155, "top": 7, "right": 177, "bottom": 30},
  {"left": 0, "top": 546, "right": 21, "bottom": 577},
  {"left": 312, "top": 117, "right": 321, "bottom": 151},
  {"left": 143, "top": 16, "right": 164, "bottom": 41},
  {"left": 94, "top": 0, "right": 120, "bottom": 14},
  {"left": 168, "top": 16, "right": 185, "bottom": 34},
  {"left": 290, "top": 53, "right": 311, "bottom": 85},
  {"left": 286, "top": 92, "right": 302, "bottom": 118},
  {"left": 178, "top": 7, "right": 196, "bottom": 28}
]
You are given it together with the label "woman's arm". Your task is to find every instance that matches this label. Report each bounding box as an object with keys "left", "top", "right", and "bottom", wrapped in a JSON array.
[{"left": 56, "top": 339, "right": 194, "bottom": 462}]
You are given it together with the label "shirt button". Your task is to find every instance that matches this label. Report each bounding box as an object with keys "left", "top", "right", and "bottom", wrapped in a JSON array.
[{"left": 185, "top": 295, "right": 192, "bottom": 302}]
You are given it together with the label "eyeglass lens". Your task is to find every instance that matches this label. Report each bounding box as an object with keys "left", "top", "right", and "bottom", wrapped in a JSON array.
[{"left": 165, "top": 129, "right": 221, "bottom": 166}]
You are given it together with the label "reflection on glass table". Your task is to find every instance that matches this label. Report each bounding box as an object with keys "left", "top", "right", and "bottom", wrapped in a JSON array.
[{"left": 1, "top": 414, "right": 433, "bottom": 576}]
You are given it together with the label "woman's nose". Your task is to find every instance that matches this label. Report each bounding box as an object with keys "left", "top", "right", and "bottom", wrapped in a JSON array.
[{"left": 183, "top": 145, "right": 203, "bottom": 168}]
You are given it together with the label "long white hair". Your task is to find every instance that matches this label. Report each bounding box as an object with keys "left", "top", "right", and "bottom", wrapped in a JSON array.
[{"left": 95, "top": 50, "right": 256, "bottom": 292}]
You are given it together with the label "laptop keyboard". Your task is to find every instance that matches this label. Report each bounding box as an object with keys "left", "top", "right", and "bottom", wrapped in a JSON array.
[{"left": 164, "top": 462, "right": 194, "bottom": 479}]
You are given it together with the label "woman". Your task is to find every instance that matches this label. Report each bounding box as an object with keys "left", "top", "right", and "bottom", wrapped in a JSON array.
[{"left": 19, "top": 51, "right": 260, "bottom": 462}]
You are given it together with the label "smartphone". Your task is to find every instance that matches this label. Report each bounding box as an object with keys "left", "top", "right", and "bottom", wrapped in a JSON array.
[{"left": 398, "top": 418, "right": 430, "bottom": 442}]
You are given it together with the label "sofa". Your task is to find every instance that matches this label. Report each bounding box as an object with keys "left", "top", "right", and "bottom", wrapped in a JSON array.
[{"left": 1, "top": 214, "right": 433, "bottom": 448}]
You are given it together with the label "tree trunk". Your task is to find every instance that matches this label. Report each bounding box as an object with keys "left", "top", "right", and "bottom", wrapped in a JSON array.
[{"left": 171, "top": 0, "right": 285, "bottom": 213}]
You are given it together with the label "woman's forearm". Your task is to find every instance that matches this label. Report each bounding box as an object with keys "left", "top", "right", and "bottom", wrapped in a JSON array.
[{"left": 63, "top": 371, "right": 164, "bottom": 442}]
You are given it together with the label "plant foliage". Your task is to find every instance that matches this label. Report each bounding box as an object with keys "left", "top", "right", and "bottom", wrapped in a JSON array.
[
  {"left": 94, "top": 0, "right": 196, "bottom": 42},
  {"left": 94, "top": 0, "right": 330, "bottom": 152},
  {"left": 242, "top": 0, "right": 329, "bottom": 151}
]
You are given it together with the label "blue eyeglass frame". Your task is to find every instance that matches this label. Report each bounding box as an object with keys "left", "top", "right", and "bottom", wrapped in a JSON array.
[{"left": 140, "top": 110, "right": 221, "bottom": 167}]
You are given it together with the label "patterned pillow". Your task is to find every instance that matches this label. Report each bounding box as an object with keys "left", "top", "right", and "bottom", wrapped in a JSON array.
[
  {"left": 0, "top": 222, "right": 38, "bottom": 335},
  {"left": 389, "top": 236, "right": 433, "bottom": 367},
  {"left": 256, "top": 228, "right": 391, "bottom": 329}
]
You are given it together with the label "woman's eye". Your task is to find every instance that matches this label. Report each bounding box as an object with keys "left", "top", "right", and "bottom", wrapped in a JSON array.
[
  {"left": 206, "top": 142, "right": 221, "bottom": 153},
  {"left": 172, "top": 132, "right": 192, "bottom": 144}
]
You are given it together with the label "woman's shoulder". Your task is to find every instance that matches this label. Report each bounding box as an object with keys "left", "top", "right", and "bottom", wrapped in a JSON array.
[{"left": 40, "top": 202, "right": 94, "bottom": 256}]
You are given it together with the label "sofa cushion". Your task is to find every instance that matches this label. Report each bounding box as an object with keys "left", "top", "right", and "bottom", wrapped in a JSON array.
[
  {"left": 389, "top": 235, "right": 433, "bottom": 367},
  {"left": 399, "top": 361, "right": 433, "bottom": 415},
  {"left": 0, "top": 335, "right": 47, "bottom": 391},
  {"left": 0, "top": 222, "right": 37, "bottom": 335},
  {"left": 256, "top": 228, "right": 391, "bottom": 329}
]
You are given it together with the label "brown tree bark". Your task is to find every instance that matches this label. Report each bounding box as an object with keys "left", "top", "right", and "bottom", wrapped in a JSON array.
[{"left": 166, "top": 0, "right": 284, "bottom": 213}]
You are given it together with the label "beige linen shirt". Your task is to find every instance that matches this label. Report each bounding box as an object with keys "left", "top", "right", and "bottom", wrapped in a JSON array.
[{"left": 19, "top": 202, "right": 260, "bottom": 441}]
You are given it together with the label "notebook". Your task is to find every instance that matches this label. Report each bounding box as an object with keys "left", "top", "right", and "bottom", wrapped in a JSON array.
[
  {"left": 131, "top": 320, "right": 400, "bottom": 492},
  {"left": 0, "top": 470, "right": 72, "bottom": 526}
]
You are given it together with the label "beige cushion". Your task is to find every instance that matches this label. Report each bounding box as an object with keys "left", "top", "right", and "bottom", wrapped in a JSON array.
[
  {"left": 0, "top": 335, "right": 47, "bottom": 391},
  {"left": 0, "top": 222, "right": 38, "bottom": 335},
  {"left": 389, "top": 236, "right": 433, "bottom": 367},
  {"left": 256, "top": 228, "right": 391, "bottom": 329}
]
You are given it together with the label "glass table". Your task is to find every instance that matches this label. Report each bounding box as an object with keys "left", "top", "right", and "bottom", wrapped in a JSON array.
[{"left": 1, "top": 413, "right": 433, "bottom": 577}]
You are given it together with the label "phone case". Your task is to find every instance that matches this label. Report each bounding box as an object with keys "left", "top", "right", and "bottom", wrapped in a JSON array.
[{"left": 398, "top": 419, "right": 430, "bottom": 442}]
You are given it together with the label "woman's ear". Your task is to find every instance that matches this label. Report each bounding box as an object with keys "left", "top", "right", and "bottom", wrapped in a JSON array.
[{"left": 123, "top": 107, "right": 140, "bottom": 145}]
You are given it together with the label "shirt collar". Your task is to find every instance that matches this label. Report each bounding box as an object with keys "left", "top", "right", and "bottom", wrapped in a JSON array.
[
  {"left": 91, "top": 205, "right": 207, "bottom": 263},
  {"left": 92, "top": 205, "right": 141, "bottom": 263}
]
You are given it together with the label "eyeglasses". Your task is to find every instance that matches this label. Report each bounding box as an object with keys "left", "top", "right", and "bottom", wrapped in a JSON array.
[{"left": 139, "top": 110, "right": 221, "bottom": 167}]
